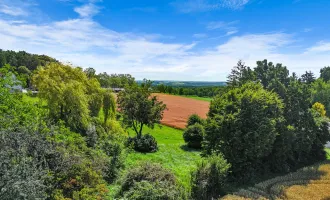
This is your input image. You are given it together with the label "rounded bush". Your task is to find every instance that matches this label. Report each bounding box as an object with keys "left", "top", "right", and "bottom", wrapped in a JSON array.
[
  {"left": 187, "top": 114, "right": 204, "bottom": 127},
  {"left": 183, "top": 124, "right": 205, "bottom": 149},
  {"left": 119, "top": 162, "right": 185, "bottom": 199},
  {"left": 127, "top": 134, "right": 158, "bottom": 153},
  {"left": 191, "top": 154, "right": 231, "bottom": 200}
]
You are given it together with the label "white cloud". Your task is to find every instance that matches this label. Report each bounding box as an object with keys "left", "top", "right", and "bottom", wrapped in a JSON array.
[
  {"left": 207, "top": 20, "right": 238, "bottom": 30},
  {"left": 303, "top": 28, "right": 312, "bottom": 33},
  {"left": 0, "top": 8, "right": 329, "bottom": 81},
  {"left": 226, "top": 30, "right": 238, "bottom": 36},
  {"left": 193, "top": 33, "right": 208, "bottom": 38},
  {"left": 0, "top": 5, "right": 28, "bottom": 16},
  {"left": 172, "top": 0, "right": 250, "bottom": 13},
  {"left": 74, "top": 3, "right": 100, "bottom": 18},
  {"left": 206, "top": 21, "right": 239, "bottom": 36},
  {"left": 306, "top": 42, "right": 330, "bottom": 53}
]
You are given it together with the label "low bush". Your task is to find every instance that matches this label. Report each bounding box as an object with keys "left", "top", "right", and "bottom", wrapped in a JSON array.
[
  {"left": 118, "top": 162, "right": 185, "bottom": 200},
  {"left": 183, "top": 124, "right": 205, "bottom": 148},
  {"left": 186, "top": 114, "right": 204, "bottom": 127},
  {"left": 191, "top": 154, "right": 231, "bottom": 200},
  {"left": 127, "top": 134, "right": 158, "bottom": 153}
]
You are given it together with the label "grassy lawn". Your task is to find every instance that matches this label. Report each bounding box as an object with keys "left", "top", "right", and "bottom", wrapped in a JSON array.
[
  {"left": 182, "top": 95, "right": 212, "bottom": 102},
  {"left": 109, "top": 125, "right": 202, "bottom": 198}
]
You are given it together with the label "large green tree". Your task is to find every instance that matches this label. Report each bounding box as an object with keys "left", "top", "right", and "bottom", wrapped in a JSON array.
[
  {"left": 33, "top": 63, "right": 103, "bottom": 133},
  {"left": 204, "top": 83, "right": 284, "bottom": 180},
  {"left": 117, "top": 79, "right": 166, "bottom": 138}
]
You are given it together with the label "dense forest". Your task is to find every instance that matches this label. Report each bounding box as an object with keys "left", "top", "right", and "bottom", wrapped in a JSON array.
[{"left": 1, "top": 50, "right": 330, "bottom": 199}]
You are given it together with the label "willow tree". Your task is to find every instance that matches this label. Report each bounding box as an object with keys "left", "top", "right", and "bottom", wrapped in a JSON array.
[
  {"left": 103, "top": 90, "right": 116, "bottom": 124},
  {"left": 33, "top": 63, "right": 101, "bottom": 133}
]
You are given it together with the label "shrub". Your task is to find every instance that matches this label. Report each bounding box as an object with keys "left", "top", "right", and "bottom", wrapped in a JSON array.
[
  {"left": 312, "top": 102, "right": 326, "bottom": 117},
  {"left": 119, "top": 162, "right": 185, "bottom": 200},
  {"left": 191, "top": 154, "right": 230, "bottom": 200},
  {"left": 127, "top": 134, "right": 158, "bottom": 153},
  {"left": 183, "top": 124, "right": 205, "bottom": 148},
  {"left": 186, "top": 114, "right": 204, "bottom": 127},
  {"left": 100, "top": 138, "right": 126, "bottom": 183}
]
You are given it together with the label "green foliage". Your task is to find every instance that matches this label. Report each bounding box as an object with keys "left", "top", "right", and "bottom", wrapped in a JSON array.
[
  {"left": 111, "top": 125, "right": 202, "bottom": 199},
  {"left": 0, "top": 69, "right": 44, "bottom": 131},
  {"left": 97, "top": 120, "right": 126, "bottom": 183},
  {"left": 155, "top": 84, "right": 226, "bottom": 98},
  {"left": 320, "top": 66, "right": 330, "bottom": 82},
  {"left": 33, "top": 63, "right": 109, "bottom": 134},
  {"left": 183, "top": 124, "right": 205, "bottom": 149},
  {"left": 216, "top": 59, "right": 330, "bottom": 184},
  {"left": 0, "top": 49, "right": 58, "bottom": 88},
  {"left": 0, "top": 49, "right": 58, "bottom": 71},
  {"left": 62, "top": 82, "right": 90, "bottom": 133},
  {"left": 1, "top": 65, "right": 126, "bottom": 199},
  {"left": 312, "top": 79, "right": 330, "bottom": 117},
  {"left": 205, "top": 82, "right": 283, "bottom": 181},
  {"left": 118, "top": 162, "right": 185, "bottom": 200},
  {"left": 312, "top": 102, "right": 326, "bottom": 117},
  {"left": 254, "top": 60, "right": 290, "bottom": 89},
  {"left": 127, "top": 134, "right": 158, "bottom": 153},
  {"left": 191, "top": 154, "right": 230, "bottom": 200},
  {"left": 84, "top": 67, "right": 96, "bottom": 79},
  {"left": 118, "top": 79, "right": 166, "bottom": 138},
  {"left": 186, "top": 114, "right": 205, "bottom": 127},
  {"left": 97, "top": 73, "right": 135, "bottom": 88},
  {"left": 300, "top": 71, "right": 316, "bottom": 84},
  {"left": 0, "top": 130, "right": 55, "bottom": 199},
  {"left": 103, "top": 90, "right": 116, "bottom": 123},
  {"left": 227, "top": 60, "right": 255, "bottom": 87}
]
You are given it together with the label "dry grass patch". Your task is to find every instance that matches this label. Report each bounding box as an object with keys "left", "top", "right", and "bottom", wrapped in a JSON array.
[
  {"left": 221, "top": 161, "right": 330, "bottom": 200},
  {"left": 283, "top": 164, "right": 330, "bottom": 200}
]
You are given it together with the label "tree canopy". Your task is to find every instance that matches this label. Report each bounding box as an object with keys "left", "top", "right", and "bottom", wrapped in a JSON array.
[{"left": 117, "top": 79, "right": 166, "bottom": 138}]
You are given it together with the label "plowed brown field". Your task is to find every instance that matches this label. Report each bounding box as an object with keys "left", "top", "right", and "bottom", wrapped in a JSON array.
[{"left": 154, "top": 94, "right": 210, "bottom": 129}]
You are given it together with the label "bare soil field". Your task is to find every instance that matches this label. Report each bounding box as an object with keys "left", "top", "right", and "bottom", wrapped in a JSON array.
[{"left": 154, "top": 93, "right": 210, "bottom": 129}]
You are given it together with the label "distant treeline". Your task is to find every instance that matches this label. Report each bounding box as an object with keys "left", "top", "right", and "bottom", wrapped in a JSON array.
[
  {"left": 139, "top": 80, "right": 226, "bottom": 87},
  {"left": 153, "top": 84, "right": 226, "bottom": 97},
  {"left": 0, "top": 49, "right": 58, "bottom": 71},
  {"left": 0, "top": 49, "right": 59, "bottom": 88}
]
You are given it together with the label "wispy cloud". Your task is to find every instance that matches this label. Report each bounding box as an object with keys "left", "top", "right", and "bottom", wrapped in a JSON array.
[
  {"left": 0, "top": 0, "right": 37, "bottom": 17},
  {"left": 303, "top": 28, "right": 312, "bottom": 33},
  {"left": 206, "top": 20, "right": 238, "bottom": 30},
  {"left": 74, "top": 3, "right": 100, "bottom": 18},
  {"left": 206, "top": 20, "right": 239, "bottom": 36},
  {"left": 306, "top": 42, "right": 330, "bottom": 53},
  {"left": 0, "top": 5, "right": 28, "bottom": 16},
  {"left": 226, "top": 30, "right": 238, "bottom": 36},
  {"left": 193, "top": 33, "right": 208, "bottom": 39},
  {"left": 172, "top": 0, "right": 250, "bottom": 13}
]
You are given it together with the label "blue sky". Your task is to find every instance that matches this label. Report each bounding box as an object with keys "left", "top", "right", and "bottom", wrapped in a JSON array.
[{"left": 0, "top": 0, "right": 330, "bottom": 81}]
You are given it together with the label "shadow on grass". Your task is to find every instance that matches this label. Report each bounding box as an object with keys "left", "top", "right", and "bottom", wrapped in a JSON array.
[
  {"left": 180, "top": 144, "right": 202, "bottom": 153},
  {"left": 227, "top": 160, "right": 330, "bottom": 200}
]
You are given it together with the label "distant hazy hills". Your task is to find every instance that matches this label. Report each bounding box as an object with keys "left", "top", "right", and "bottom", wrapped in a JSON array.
[{"left": 137, "top": 80, "right": 226, "bottom": 87}]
